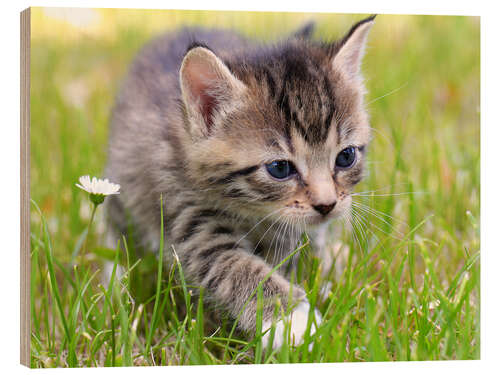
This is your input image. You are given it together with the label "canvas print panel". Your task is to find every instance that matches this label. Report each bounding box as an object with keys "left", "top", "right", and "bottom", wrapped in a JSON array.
[{"left": 26, "top": 7, "right": 479, "bottom": 367}]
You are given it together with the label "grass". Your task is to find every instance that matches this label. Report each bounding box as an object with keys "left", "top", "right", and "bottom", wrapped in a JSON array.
[{"left": 29, "top": 9, "right": 480, "bottom": 367}]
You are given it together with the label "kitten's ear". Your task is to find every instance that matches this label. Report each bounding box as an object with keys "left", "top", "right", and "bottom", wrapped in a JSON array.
[
  {"left": 292, "top": 21, "right": 316, "bottom": 39},
  {"left": 332, "top": 15, "right": 375, "bottom": 80},
  {"left": 180, "top": 46, "right": 246, "bottom": 137}
]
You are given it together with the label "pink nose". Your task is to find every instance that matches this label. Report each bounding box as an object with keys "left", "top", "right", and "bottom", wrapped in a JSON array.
[{"left": 313, "top": 201, "right": 337, "bottom": 216}]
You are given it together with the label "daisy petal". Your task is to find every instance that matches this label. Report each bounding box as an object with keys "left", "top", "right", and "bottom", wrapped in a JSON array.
[{"left": 76, "top": 175, "right": 121, "bottom": 197}]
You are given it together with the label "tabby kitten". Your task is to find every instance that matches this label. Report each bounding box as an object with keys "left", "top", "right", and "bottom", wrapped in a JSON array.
[{"left": 105, "top": 15, "right": 374, "bottom": 349}]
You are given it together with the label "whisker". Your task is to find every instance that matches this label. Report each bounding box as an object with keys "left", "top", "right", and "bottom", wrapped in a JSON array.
[
  {"left": 365, "top": 126, "right": 394, "bottom": 147},
  {"left": 345, "top": 213, "right": 362, "bottom": 252},
  {"left": 352, "top": 183, "right": 412, "bottom": 196},
  {"left": 352, "top": 206, "right": 404, "bottom": 241},
  {"left": 234, "top": 207, "right": 285, "bottom": 247},
  {"left": 270, "top": 218, "right": 287, "bottom": 264},
  {"left": 278, "top": 218, "right": 290, "bottom": 264},
  {"left": 351, "top": 207, "right": 382, "bottom": 247},
  {"left": 279, "top": 217, "right": 291, "bottom": 263},
  {"left": 352, "top": 201, "right": 408, "bottom": 231},
  {"left": 252, "top": 213, "right": 285, "bottom": 254},
  {"left": 269, "top": 218, "right": 284, "bottom": 250},
  {"left": 352, "top": 200, "right": 406, "bottom": 223},
  {"left": 275, "top": 215, "right": 290, "bottom": 267},
  {"left": 366, "top": 82, "right": 408, "bottom": 105},
  {"left": 350, "top": 209, "right": 369, "bottom": 247},
  {"left": 354, "top": 207, "right": 385, "bottom": 246},
  {"left": 352, "top": 192, "right": 427, "bottom": 197}
]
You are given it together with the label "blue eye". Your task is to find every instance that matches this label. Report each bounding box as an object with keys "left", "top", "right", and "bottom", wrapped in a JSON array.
[
  {"left": 265, "top": 160, "right": 296, "bottom": 180},
  {"left": 335, "top": 147, "right": 356, "bottom": 168}
]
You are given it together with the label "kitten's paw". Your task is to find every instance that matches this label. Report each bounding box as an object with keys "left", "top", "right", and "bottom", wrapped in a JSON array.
[{"left": 261, "top": 301, "right": 322, "bottom": 350}]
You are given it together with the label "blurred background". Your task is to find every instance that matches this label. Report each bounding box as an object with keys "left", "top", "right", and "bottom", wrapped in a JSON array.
[{"left": 29, "top": 7, "right": 480, "bottom": 365}]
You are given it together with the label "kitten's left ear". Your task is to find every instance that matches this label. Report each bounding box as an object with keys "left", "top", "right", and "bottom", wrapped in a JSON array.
[
  {"left": 291, "top": 21, "right": 316, "bottom": 40},
  {"left": 332, "top": 15, "right": 375, "bottom": 80},
  {"left": 180, "top": 45, "right": 246, "bottom": 138}
]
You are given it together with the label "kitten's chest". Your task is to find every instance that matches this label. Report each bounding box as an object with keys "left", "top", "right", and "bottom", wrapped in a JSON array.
[{"left": 245, "top": 222, "right": 303, "bottom": 266}]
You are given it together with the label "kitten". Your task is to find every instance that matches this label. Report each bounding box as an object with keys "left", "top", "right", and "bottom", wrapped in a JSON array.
[{"left": 105, "top": 15, "right": 374, "bottom": 349}]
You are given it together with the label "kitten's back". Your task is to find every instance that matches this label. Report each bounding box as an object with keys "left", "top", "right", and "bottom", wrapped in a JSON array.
[{"left": 105, "top": 28, "right": 254, "bottom": 247}]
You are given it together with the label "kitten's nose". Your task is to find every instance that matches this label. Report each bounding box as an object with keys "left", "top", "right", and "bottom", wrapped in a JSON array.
[{"left": 313, "top": 201, "right": 337, "bottom": 216}]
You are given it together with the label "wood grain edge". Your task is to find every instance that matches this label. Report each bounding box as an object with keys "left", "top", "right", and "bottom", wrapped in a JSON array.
[{"left": 20, "top": 7, "right": 31, "bottom": 368}]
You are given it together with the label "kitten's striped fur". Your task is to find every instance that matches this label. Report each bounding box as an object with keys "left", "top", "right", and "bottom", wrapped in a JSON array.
[{"left": 105, "top": 16, "right": 375, "bottom": 348}]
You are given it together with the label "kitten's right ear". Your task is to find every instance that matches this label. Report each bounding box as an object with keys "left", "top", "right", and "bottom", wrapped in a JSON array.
[{"left": 180, "top": 46, "right": 246, "bottom": 138}]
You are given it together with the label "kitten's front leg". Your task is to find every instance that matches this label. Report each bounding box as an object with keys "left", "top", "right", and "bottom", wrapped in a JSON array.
[
  {"left": 312, "top": 222, "right": 350, "bottom": 280},
  {"left": 311, "top": 222, "right": 351, "bottom": 302},
  {"left": 171, "top": 208, "right": 320, "bottom": 348}
]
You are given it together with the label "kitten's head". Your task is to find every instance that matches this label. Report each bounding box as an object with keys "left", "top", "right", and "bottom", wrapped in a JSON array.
[{"left": 179, "top": 16, "right": 374, "bottom": 227}]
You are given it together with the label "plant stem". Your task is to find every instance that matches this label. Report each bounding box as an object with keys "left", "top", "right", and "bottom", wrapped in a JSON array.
[{"left": 80, "top": 202, "right": 98, "bottom": 264}]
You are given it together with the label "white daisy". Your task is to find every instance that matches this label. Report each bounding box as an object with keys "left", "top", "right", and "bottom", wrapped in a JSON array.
[{"left": 76, "top": 175, "right": 120, "bottom": 205}]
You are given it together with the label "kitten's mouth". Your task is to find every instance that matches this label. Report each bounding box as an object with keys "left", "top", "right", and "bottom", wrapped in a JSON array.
[
  {"left": 282, "top": 201, "right": 347, "bottom": 226},
  {"left": 304, "top": 213, "right": 335, "bottom": 226}
]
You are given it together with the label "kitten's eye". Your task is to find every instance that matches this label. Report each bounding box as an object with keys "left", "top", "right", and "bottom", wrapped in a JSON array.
[
  {"left": 265, "top": 160, "right": 297, "bottom": 180},
  {"left": 335, "top": 147, "right": 357, "bottom": 168}
]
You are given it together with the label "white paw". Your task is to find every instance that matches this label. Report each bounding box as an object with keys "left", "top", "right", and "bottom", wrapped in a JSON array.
[{"left": 261, "top": 301, "right": 322, "bottom": 350}]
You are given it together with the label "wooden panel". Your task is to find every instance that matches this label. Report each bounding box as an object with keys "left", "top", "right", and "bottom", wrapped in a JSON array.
[{"left": 20, "top": 7, "right": 31, "bottom": 368}]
